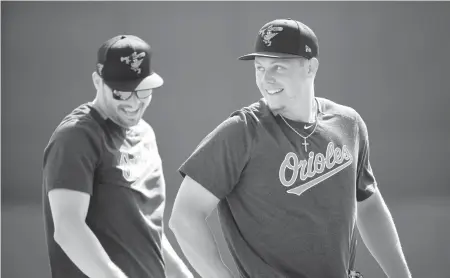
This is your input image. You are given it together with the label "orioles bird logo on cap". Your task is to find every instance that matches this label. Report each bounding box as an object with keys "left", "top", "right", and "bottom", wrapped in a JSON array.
[
  {"left": 305, "top": 45, "right": 312, "bottom": 53},
  {"left": 120, "top": 52, "right": 146, "bottom": 74},
  {"left": 259, "top": 25, "right": 284, "bottom": 46}
]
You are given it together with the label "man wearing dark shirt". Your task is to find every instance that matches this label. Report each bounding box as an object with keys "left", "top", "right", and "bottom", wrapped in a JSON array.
[
  {"left": 169, "top": 19, "right": 411, "bottom": 278},
  {"left": 43, "top": 35, "right": 191, "bottom": 278}
]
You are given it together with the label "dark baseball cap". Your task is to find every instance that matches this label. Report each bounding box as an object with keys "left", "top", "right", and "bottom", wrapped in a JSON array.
[
  {"left": 238, "top": 18, "right": 319, "bottom": 60},
  {"left": 96, "top": 35, "right": 163, "bottom": 91}
]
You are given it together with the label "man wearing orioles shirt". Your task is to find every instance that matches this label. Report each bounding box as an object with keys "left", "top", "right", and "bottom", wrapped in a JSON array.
[{"left": 169, "top": 19, "right": 412, "bottom": 278}]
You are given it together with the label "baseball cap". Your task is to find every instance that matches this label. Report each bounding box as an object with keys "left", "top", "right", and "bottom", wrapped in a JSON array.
[
  {"left": 96, "top": 35, "right": 163, "bottom": 91},
  {"left": 238, "top": 18, "right": 319, "bottom": 60}
]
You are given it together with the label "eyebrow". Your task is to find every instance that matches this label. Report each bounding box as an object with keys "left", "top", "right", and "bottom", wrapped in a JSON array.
[{"left": 254, "top": 60, "right": 289, "bottom": 66}]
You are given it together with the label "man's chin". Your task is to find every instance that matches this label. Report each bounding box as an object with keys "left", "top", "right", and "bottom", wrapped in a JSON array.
[
  {"left": 114, "top": 116, "right": 141, "bottom": 129},
  {"left": 265, "top": 99, "right": 284, "bottom": 115},
  {"left": 124, "top": 119, "right": 140, "bottom": 127}
]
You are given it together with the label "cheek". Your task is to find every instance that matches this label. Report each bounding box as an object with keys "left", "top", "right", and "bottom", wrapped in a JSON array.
[
  {"left": 101, "top": 88, "right": 117, "bottom": 106},
  {"left": 255, "top": 75, "right": 265, "bottom": 91},
  {"left": 254, "top": 71, "right": 262, "bottom": 81},
  {"left": 280, "top": 77, "right": 300, "bottom": 96},
  {"left": 102, "top": 92, "right": 119, "bottom": 111},
  {"left": 141, "top": 96, "right": 152, "bottom": 110},
  {"left": 111, "top": 104, "right": 124, "bottom": 117},
  {"left": 146, "top": 95, "right": 153, "bottom": 104}
]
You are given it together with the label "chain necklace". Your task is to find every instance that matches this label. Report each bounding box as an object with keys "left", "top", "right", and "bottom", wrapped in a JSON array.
[{"left": 280, "top": 101, "right": 318, "bottom": 152}]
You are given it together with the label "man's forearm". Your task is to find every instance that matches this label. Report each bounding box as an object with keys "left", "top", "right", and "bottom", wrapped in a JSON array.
[
  {"left": 357, "top": 192, "right": 411, "bottom": 278},
  {"left": 170, "top": 216, "right": 234, "bottom": 278},
  {"left": 54, "top": 220, "right": 126, "bottom": 278},
  {"left": 162, "top": 233, "right": 192, "bottom": 278}
]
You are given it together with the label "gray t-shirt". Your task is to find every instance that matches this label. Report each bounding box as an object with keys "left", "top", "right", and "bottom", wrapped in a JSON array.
[
  {"left": 179, "top": 97, "right": 376, "bottom": 278},
  {"left": 42, "top": 103, "right": 166, "bottom": 278}
]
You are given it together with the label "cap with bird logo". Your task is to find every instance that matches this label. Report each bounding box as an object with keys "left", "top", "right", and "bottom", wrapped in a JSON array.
[
  {"left": 238, "top": 18, "right": 319, "bottom": 60},
  {"left": 96, "top": 35, "right": 163, "bottom": 91}
]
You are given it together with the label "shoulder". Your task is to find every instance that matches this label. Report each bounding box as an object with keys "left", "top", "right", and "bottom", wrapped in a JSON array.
[
  {"left": 318, "top": 97, "right": 369, "bottom": 139},
  {"left": 135, "top": 119, "right": 157, "bottom": 140},
  {"left": 226, "top": 98, "right": 272, "bottom": 130},
  {"left": 48, "top": 104, "right": 103, "bottom": 148},
  {"left": 133, "top": 120, "right": 160, "bottom": 154},
  {"left": 231, "top": 98, "right": 272, "bottom": 120},
  {"left": 317, "top": 97, "right": 363, "bottom": 122},
  {"left": 194, "top": 99, "right": 270, "bottom": 146}
]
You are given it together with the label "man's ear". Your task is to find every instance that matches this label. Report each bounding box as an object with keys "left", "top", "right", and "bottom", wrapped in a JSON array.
[
  {"left": 92, "top": 71, "right": 102, "bottom": 91},
  {"left": 308, "top": 57, "right": 319, "bottom": 75}
]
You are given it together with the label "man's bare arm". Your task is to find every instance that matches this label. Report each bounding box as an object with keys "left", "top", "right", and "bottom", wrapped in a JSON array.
[
  {"left": 49, "top": 189, "right": 127, "bottom": 278},
  {"left": 161, "top": 233, "right": 193, "bottom": 278},
  {"left": 169, "top": 176, "right": 235, "bottom": 278},
  {"left": 357, "top": 189, "right": 412, "bottom": 278}
]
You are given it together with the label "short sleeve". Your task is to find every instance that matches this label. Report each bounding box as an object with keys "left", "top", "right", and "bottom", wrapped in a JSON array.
[
  {"left": 178, "top": 111, "right": 255, "bottom": 200},
  {"left": 43, "top": 124, "right": 102, "bottom": 195},
  {"left": 356, "top": 113, "right": 377, "bottom": 202}
]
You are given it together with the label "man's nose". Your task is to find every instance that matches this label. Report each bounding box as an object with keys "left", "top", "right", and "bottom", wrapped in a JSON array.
[
  {"left": 128, "top": 93, "right": 142, "bottom": 106},
  {"left": 262, "top": 71, "right": 275, "bottom": 84}
]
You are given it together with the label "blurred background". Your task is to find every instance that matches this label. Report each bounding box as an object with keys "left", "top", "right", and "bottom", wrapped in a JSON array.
[{"left": 2, "top": 1, "right": 450, "bottom": 277}]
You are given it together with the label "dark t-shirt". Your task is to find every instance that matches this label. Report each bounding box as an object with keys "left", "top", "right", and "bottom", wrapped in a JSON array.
[
  {"left": 179, "top": 97, "right": 377, "bottom": 278},
  {"left": 42, "top": 103, "right": 166, "bottom": 278}
]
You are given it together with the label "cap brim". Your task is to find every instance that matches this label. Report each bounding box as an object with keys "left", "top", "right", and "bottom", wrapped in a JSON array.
[
  {"left": 238, "top": 51, "right": 304, "bottom": 60},
  {"left": 105, "top": 72, "right": 164, "bottom": 91}
]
